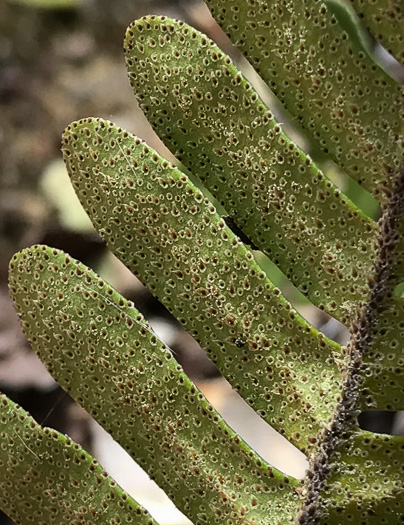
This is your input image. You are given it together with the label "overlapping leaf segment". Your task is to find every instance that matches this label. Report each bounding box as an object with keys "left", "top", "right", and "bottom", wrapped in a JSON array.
[
  {"left": 0, "top": 394, "right": 156, "bottom": 524},
  {"left": 3, "top": 1, "right": 403, "bottom": 524}
]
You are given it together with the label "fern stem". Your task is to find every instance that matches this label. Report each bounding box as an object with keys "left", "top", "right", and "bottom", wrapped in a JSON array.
[{"left": 297, "top": 163, "right": 404, "bottom": 523}]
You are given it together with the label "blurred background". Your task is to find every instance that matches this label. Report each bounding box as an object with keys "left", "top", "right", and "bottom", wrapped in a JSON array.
[{"left": 0, "top": 1, "right": 402, "bottom": 524}]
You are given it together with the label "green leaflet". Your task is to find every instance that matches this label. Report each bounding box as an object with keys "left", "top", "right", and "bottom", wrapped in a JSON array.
[
  {"left": 318, "top": 430, "right": 404, "bottom": 524},
  {"left": 62, "top": 118, "right": 344, "bottom": 455},
  {"left": 8, "top": 246, "right": 301, "bottom": 525},
  {"left": 124, "top": 16, "right": 378, "bottom": 326},
  {"left": 348, "top": 0, "right": 404, "bottom": 66},
  {"left": 361, "top": 295, "right": 404, "bottom": 410},
  {"left": 204, "top": 0, "right": 403, "bottom": 201},
  {"left": 0, "top": 394, "right": 156, "bottom": 525},
  {"left": 324, "top": 0, "right": 373, "bottom": 56},
  {"left": 361, "top": 290, "right": 404, "bottom": 411}
]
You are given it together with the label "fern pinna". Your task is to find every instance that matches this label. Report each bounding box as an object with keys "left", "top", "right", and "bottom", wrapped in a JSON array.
[{"left": 1, "top": 1, "right": 403, "bottom": 524}]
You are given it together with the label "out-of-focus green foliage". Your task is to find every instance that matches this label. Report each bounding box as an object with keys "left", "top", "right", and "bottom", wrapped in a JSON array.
[{"left": 7, "top": 0, "right": 80, "bottom": 9}]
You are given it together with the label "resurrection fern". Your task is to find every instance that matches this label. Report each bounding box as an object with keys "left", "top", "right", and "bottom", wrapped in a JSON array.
[{"left": 1, "top": 1, "right": 403, "bottom": 524}]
